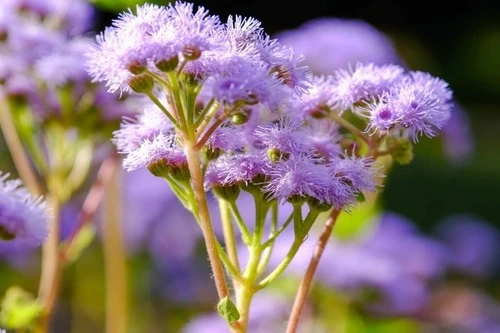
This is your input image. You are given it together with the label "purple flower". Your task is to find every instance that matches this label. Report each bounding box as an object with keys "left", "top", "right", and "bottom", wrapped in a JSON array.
[
  {"left": 34, "top": 37, "right": 92, "bottom": 87},
  {"left": 205, "top": 152, "right": 269, "bottom": 190},
  {"left": 4, "top": 0, "right": 94, "bottom": 35},
  {"left": 86, "top": 2, "right": 222, "bottom": 93},
  {"left": 253, "top": 117, "right": 315, "bottom": 157},
  {"left": 361, "top": 212, "right": 451, "bottom": 280},
  {"left": 122, "top": 134, "right": 186, "bottom": 172},
  {"left": 333, "top": 63, "right": 405, "bottom": 111},
  {"left": 441, "top": 104, "right": 474, "bottom": 166},
  {"left": 276, "top": 17, "right": 401, "bottom": 74},
  {"left": 263, "top": 42, "right": 311, "bottom": 96},
  {"left": 287, "top": 74, "right": 339, "bottom": 118},
  {"left": 365, "top": 70, "right": 454, "bottom": 140},
  {"left": 301, "top": 120, "right": 342, "bottom": 159},
  {"left": 207, "top": 125, "right": 249, "bottom": 152},
  {"left": 121, "top": 169, "right": 178, "bottom": 253},
  {"left": 0, "top": 173, "right": 48, "bottom": 247},
  {"left": 112, "top": 100, "right": 175, "bottom": 153},
  {"left": 435, "top": 214, "right": 500, "bottom": 278},
  {"left": 264, "top": 154, "right": 331, "bottom": 203},
  {"left": 263, "top": 211, "right": 449, "bottom": 315},
  {"left": 203, "top": 62, "right": 284, "bottom": 109}
]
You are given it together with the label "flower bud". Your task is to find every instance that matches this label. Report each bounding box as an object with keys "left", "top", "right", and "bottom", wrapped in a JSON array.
[
  {"left": 127, "top": 74, "right": 154, "bottom": 94},
  {"left": 155, "top": 56, "right": 179, "bottom": 72}
]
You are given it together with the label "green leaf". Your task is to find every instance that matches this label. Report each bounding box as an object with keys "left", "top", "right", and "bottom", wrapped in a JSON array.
[
  {"left": 386, "top": 136, "right": 414, "bottom": 165},
  {"left": 333, "top": 192, "right": 381, "bottom": 240},
  {"left": 217, "top": 296, "right": 240, "bottom": 324},
  {"left": 89, "top": 0, "right": 168, "bottom": 13},
  {"left": 64, "top": 223, "right": 96, "bottom": 264},
  {"left": 0, "top": 286, "right": 42, "bottom": 329}
]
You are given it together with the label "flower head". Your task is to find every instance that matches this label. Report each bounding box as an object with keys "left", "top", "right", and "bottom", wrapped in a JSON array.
[
  {"left": 264, "top": 154, "right": 331, "bottom": 203},
  {"left": 365, "top": 71, "right": 453, "bottom": 140},
  {"left": 333, "top": 63, "right": 405, "bottom": 111},
  {"left": 0, "top": 173, "right": 48, "bottom": 247},
  {"left": 122, "top": 134, "right": 186, "bottom": 173}
]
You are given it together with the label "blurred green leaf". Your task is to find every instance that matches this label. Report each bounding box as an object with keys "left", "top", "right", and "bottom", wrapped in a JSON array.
[
  {"left": 333, "top": 191, "right": 381, "bottom": 240},
  {"left": 64, "top": 223, "right": 96, "bottom": 264},
  {"left": 90, "top": 0, "right": 170, "bottom": 13},
  {"left": 0, "top": 286, "right": 42, "bottom": 329}
]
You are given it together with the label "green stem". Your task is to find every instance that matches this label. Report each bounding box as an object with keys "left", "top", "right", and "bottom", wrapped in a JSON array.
[
  {"left": 257, "top": 209, "right": 321, "bottom": 289},
  {"left": 257, "top": 201, "right": 279, "bottom": 275},
  {"left": 219, "top": 199, "right": 240, "bottom": 274},
  {"left": 0, "top": 96, "right": 43, "bottom": 195},
  {"left": 195, "top": 113, "right": 228, "bottom": 150},
  {"left": 215, "top": 240, "right": 244, "bottom": 285},
  {"left": 195, "top": 99, "right": 220, "bottom": 132},
  {"left": 36, "top": 195, "right": 62, "bottom": 333},
  {"left": 285, "top": 210, "right": 341, "bottom": 333},
  {"left": 261, "top": 210, "right": 294, "bottom": 249},
  {"left": 235, "top": 243, "right": 261, "bottom": 331},
  {"left": 103, "top": 165, "right": 128, "bottom": 333},
  {"left": 60, "top": 154, "right": 119, "bottom": 262},
  {"left": 194, "top": 98, "right": 216, "bottom": 128},
  {"left": 183, "top": 142, "right": 230, "bottom": 302},
  {"left": 146, "top": 92, "right": 179, "bottom": 128},
  {"left": 146, "top": 70, "right": 171, "bottom": 90},
  {"left": 233, "top": 192, "right": 268, "bottom": 330},
  {"left": 329, "top": 112, "right": 370, "bottom": 144},
  {"left": 167, "top": 72, "right": 190, "bottom": 135},
  {"left": 228, "top": 199, "right": 252, "bottom": 245}
]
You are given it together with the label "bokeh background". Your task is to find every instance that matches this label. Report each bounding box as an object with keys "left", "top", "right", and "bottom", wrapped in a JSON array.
[{"left": 1, "top": 0, "right": 499, "bottom": 332}]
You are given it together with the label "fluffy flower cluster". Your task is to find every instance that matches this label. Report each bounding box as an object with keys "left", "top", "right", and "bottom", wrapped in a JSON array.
[
  {"left": 0, "top": 173, "right": 48, "bottom": 247},
  {"left": 116, "top": 95, "right": 377, "bottom": 211},
  {"left": 86, "top": 1, "right": 309, "bottom": 105},
  {"left": 293, "top": 63, "right": 454, "bottom": 141}
]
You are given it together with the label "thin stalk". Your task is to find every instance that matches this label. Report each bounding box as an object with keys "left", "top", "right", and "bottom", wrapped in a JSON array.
[
  {"left": 176, "top": 59, "right": 188, "bottom": 76},
  {"left": 183, "top": 142, "right": 230, "bottom": 301},
  {"left": 329, "top": 112, "right": 370, "bottom": 144},
  {"left": 36, "top": 195, "right": 62, "bottom": 333},
  {"left": 145, "top": 92, "right": 179, "bottom": 128},
  {"left": 195, "top": 99, "right": 220, "bottom": 132},
  {"left": 103, "top": 165, "right": 128, "bottom": 333},
  {"left": 195, "top": 113, "right": 228, "bottom": 150},
  {"left": 257, "top": 201, "right": 279, "bottom": 275},
  {"left": 285, "top": 209, "right": 341, "bottom": 333},
  {"left": 261, "top": 211, "right": 294, "bottom": 249},
  {"left": 167, "top": 72, "right": 189, "bottom": 134},
  {"left": 146, "top": 71, "right": 172, "bottom": 90},
  {"left": 257, "top": 209, "right": 320, "bottom": 289},
  {"left": 194, "top": 98, "right": 217, "bottom": 128},
  {"left": 219, "top": 198, "right": 240, "bottom": 274},
  {"left": 228, "top": 199, "right": 252, "bottom": 245},
  {"left": 235, "top": 248, "right": 260, "bottom": 331},
  {"left": 0, "top": 96, "right": 43, "bottom": 195},
  {"left": 233, "top": 191, "right": 268, "bottom": 331},
  {"left": 215, "top": 240, "right": 245, "bottom": 285},
  {"left": 60, "top": 154, "right": 119, "bottom": 261}
]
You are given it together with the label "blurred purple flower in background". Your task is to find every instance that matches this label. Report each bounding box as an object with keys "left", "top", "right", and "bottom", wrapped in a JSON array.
[
  {"left": 435, "top": 214, "right": 500, "bottom": 279},
  {"left": 441, "top": 104, "right": 475, "bottom": 166},
  {"left": 183, "top": 290, "right": 291, "bottom": 333},
  {"left": 275, "top": 17, "right": 401, "bottom": 74},
  {"left": 267, "top": 211, "right": 450, "bottom": 316}
]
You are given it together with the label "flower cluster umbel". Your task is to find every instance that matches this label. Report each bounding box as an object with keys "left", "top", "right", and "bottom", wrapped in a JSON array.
[{"left": 86, "top": 1, "right": 454, "bottom": 331}]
